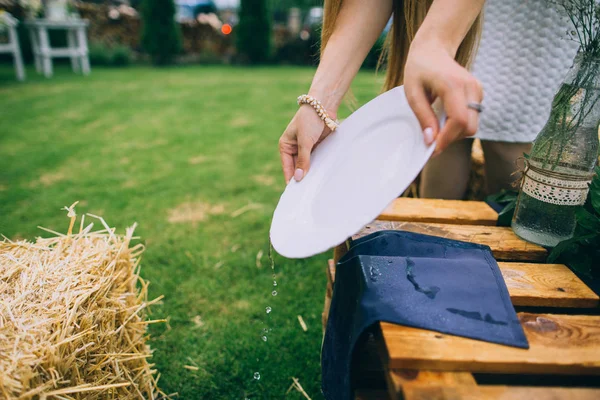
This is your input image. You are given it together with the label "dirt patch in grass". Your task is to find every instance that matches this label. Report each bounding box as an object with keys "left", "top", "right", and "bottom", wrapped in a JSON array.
[
  {"left": 188, "top": 155, "right": 207, "bottom": 165},
  {"left": 121, "top": 179, "right": 137, "bottom": 189},
  {"left": 167, "top": 201, "right": 225, "bottom": 224},
  {"left": 0, "top": 184, "right": 7, "bottom": 191},
  {"left": 253, "top": 174, "right": 275, "bottom": 187},
  {"left": 229, "top": 115, "right": 253, "bottom": 128},
  {"left": 30, "top": 171, "right": 66, "bottom": 187}
]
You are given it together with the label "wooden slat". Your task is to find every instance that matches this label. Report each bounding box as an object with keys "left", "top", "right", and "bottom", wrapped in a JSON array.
[
  {"left": 327, "top": 258, "right": 598, "bottom": 309},
  {"left": 402, "top": 385, "right": 600, "bottom": 400},
  {"left": 386, "top": 370, "right": 475, "bottom": 400},
  {"left": 381, "top": 313, "right": 600, "bottom": 375},
  {"left": 499, "top": 262, "right": 599, "bottom": 308},
  {"left": 352, "top": 221, "right": 547, "bottom": 262},
  {"left": 379, "top": 198, "right": 498, "bottom": 226}
]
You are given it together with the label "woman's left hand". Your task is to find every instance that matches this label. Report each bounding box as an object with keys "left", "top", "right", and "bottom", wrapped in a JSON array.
[{"left": 403, "top": 36, "right": 484, "bottom": 155}]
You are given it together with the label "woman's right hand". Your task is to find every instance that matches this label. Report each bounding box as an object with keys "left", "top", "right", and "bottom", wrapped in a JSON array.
[{"left": 279, "top": 104, "right": 337, "bottom": 184}]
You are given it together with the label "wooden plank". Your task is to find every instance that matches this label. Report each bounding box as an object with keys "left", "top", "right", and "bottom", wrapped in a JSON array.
[
  {"left": 334, "top": 241, "right": 350, "bottom": 263},
  {"left": 499, "top": 262, "right": 599, "bottom": 308},
  {"left": 381, "top": 313, "right": 600, "bottom": 375},
  {"left": 352, "top": 221, "right": 547, "bottom": 262},
  {"left": 402, "top": 385, "right": 600, "bottom": 400},
  {"left": 387, "top": 370, "right": 475, "bottom": 400},
  {"left": 379, "top": 198, "right": 498, "bottom": 226},
  {"left": 322, "top": 289, "right": 331, "bottom": 332},
  {"left": 326, "top": 259, "right": 335, "bottom": 297},
  {"left": 328, "top": 256, "right": 597, "bottom": 309}
]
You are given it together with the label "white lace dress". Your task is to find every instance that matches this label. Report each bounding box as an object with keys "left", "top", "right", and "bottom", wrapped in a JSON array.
[{"left": 472, "top": 0, "right": 580, "bottom": 142}]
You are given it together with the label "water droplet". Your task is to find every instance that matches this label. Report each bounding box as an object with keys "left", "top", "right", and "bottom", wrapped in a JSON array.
[
  {"left": 253, "top": 372, "right": 260, "bottom": 380},
  {"left": 273, "top": 280, "right": 277, "bottom": 286},
  {"left": 265, "top": 306, "right": 272, "bottom": 314},
  {"left": 261, "top": 335, "right": 267, "bottom": 342},
  {"left": 272, "top": 290, "right": 277, "bottom": 296}
]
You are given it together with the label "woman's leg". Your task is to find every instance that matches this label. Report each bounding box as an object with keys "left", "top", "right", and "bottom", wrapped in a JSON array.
[
  {"left": 419, "top": 138, "right": 474, "bottom": 199},
  {"left": 480, "top": 140, "right": 532, "bottom": 195}
]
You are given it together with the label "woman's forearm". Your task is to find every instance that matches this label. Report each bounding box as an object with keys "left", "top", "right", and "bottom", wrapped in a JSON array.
[
  {"left": 308, "top": 0, "right": 393, "bottom": 115},
  {"left": 413, "top": 0, "right": 485, "bottom": 57}
]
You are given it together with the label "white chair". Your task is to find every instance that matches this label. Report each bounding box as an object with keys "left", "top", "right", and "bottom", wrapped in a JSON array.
[
  {"left": 0, "top": 12, "right": 25, "bottom": 81},
  {"left": 26, "top": 18, "right": 90, "bottom": 78}
]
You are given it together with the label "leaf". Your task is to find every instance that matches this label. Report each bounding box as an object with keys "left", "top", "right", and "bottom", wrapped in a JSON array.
[
  {"left": 575, "top": 207, "right": 600, "bottom": 233},
  {"left": 496, "top": 202, "right": 516, "bottom": 227},
  {"left": 548, "top": 233, "right": 597, "bottom": 262},
  {"left": 486, "top": 189, "right": 518, "bottom": 205},
  {"left": 590, "top": 165, "right": 600, "bottom": 215}
]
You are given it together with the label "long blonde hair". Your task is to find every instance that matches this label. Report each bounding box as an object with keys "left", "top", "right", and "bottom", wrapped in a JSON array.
[{"left": 321, "top": 0, "right": 483, "bottom": 92}]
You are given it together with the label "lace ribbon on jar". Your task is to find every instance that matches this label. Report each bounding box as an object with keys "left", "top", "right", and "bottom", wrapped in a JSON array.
[{"left": 519, "top": 160, "right": 594, "bottom": 206}]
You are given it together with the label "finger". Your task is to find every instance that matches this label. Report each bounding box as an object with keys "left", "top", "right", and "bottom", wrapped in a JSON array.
[
  {"left": 294, "top": 138, "right": 313, "bottom": 182},
  {"left": 465, "top": 78, "right": 484, "bottom": 137},
  {"left": 406, "top": 85, "right": 439, "bottom": 145},
  {"left": 435, "top": 87, "right": 469, "bottom": 154},
  {"left": 279, "top": 147, "right": 296, "bottom": 184}
]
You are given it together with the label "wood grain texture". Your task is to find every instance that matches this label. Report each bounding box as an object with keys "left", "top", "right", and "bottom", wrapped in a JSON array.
[
  {"left": 386, "top": 370, "right": 475, "bottom": 400},
  {"left": 401, "top": 385, "right": 600, "bottom": 400},
  {"left": 326, "top": 257, "right": 598, "bottom": 308},
  {"left": 381, "top": 313, "right": 600, "bottom": 375},
  {"left": 379, "top": 198, "right": 498, "bottom": 226},
  {"left": 498, "top": 262, "right": 599, "bottom": 308},
  {"left": 326, "top": 259, "right": 335, "bottom": 298},
  {"left": 352, "top": 221, "right": 547, "bottom": 262}
]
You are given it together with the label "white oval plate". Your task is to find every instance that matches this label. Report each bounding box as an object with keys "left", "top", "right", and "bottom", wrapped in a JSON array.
[{"left": 270, "top": 86, "right": 438, "bottom": 258}]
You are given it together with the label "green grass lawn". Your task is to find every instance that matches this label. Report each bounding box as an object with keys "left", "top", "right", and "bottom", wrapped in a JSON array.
[{"left": 0, "top": 64, "right": 381, "bottom": 399}]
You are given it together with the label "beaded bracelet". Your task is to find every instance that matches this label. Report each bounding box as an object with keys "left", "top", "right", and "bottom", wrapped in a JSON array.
[{"left": 297, "top": 94, "right": 340, "bottom": 131}]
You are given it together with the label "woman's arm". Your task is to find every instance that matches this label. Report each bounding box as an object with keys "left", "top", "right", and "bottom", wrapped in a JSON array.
[
  {"left": 279, "top": 0, "right": 392, "bottom": 183},
  {"left": 309, "top": 0, "right": 393, "bottom": 114},
  {"left": 404, "top": 0, "right": 486, "bottom": 154}
]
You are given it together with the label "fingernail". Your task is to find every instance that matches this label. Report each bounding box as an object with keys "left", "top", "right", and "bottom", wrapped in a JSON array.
[
  {"left": 294, "top": 168, "right": 304, "bottom": 182},
  {"left": 423, "top": 127, "right": 434, "bottom": 145}
]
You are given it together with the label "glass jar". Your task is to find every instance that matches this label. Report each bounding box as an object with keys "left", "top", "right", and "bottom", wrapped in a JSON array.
[{"left": 512, "top": 53, "right": 600, "bottom": 247}]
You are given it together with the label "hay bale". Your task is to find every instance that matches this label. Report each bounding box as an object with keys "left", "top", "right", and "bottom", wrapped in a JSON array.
[{"left": 0, "top": 204, "right": 168, "bottom": 399}]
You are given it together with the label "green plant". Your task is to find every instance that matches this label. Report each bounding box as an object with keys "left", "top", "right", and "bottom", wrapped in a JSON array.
[
  {"left": 89, "top": 42, "right": 111, "bottom": 66},
  {"left": 486, "top": 189, "right": 519, "bottom": 227},
  {"left": 236, "top": 0, "right": 272, "bottom": 64},
  {"left": 111, "top": 45, "right": 132, "bottom": 67},
  {"left": 535, "top": 0, "right": 600, "bottom": 169},
  {"left": 140, "top": 0, "right": 181, "bottom": 65},
  {"left": 549, "top": 165, "right": 600, "bottom": 278},
  {"left": 89, "top": 43, "right": 132, "bottom": 67}
]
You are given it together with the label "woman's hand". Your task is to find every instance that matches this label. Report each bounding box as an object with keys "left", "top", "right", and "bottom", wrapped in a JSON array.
[
  {"left": 404, "top": 37, "right": 484, "bottom": 155},
  {"left": 279, "top": 105, "right": 336, "bottom": 184}
]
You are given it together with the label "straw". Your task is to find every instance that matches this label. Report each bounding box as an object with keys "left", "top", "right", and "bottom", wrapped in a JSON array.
[
  {"left": 0, "top": 207, "right": 170, "bottom": 399},
  {"left": 297, "top": 316, "right": 308, "bottom": 332}
]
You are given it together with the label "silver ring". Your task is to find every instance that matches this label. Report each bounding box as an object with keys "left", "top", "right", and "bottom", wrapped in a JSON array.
[{"left": 467, "top": 102, "right": 484, "bottom": 113}]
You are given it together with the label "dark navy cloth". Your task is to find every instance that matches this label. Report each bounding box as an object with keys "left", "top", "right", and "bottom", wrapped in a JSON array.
[{"left": 321, "top": 230, "right": 528, "bottom": 400}]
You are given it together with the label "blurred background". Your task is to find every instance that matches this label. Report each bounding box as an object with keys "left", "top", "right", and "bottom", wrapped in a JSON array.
[
  {"left": 0, "top": 0, "right": 385, "bottom": 68},
  {"left": 0, "top": 0, "right": 385, "bottom": 398}
]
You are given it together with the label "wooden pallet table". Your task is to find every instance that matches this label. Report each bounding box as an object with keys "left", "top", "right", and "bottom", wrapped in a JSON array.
[{"left": 323, "top": 198, "right": 600, "bottom": 400}]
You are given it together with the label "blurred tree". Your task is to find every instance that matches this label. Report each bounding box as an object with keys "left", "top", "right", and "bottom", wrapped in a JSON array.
[
  {"left": 140, "top": 0, "right": 182, "bottom": 65},
  {"left": 236, "top": 0, "right": 272, "bottom": 63}
]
